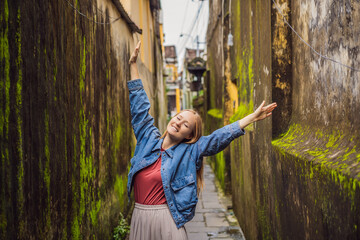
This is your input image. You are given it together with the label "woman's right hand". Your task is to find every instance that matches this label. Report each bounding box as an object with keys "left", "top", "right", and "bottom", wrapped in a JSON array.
[{"left": 129, "top": 41, "right": 141, "bottom": 64}]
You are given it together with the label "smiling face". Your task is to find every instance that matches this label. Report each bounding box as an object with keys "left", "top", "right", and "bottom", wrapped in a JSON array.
[{"left": 166, "top": 110, "right": 197, "bottom": 142}]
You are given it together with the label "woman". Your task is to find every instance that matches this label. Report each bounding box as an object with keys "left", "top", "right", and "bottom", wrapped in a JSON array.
[{"left": 127, "top": 42, "right": 277, "bottom": 240}]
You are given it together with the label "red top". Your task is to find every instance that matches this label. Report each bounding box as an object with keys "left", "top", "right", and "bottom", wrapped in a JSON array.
[{"left": 133, "top": 148, "right": 167, "bottom": 205}]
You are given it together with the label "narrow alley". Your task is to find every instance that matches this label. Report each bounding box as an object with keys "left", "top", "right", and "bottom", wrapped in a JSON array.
[
  {"left": 1, "top": 0, "right": 359, "bottom": 239},
  {"left": 185, "top": 163, "right": 245, "bottom": 240}
]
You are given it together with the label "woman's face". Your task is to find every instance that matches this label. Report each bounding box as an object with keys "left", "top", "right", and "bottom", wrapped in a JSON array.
[{"left": 166, "top": 111, "right": 196, "bottom": 142}]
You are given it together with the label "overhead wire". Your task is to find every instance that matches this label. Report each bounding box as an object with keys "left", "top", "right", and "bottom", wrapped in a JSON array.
[
  {"left": 62, "top": 0, "right": 358, "bottom": 72},
  {"left": 176, "top": 1, "right": 204, "bottom": 53},
  {"left": 64, "top": 0, "right": 121, "bottom": 25},
  {"left": 176, "top": 0, "right": 191, "bottom": 47},
  {"left": 272, "top": 0, "right": 360, "bottom": 72},
  {"left": 177, "top": 1, "right": 205, "bottom": 59},
  {"left": 90, "top": 0, "right": 122, "bottom": 21}
]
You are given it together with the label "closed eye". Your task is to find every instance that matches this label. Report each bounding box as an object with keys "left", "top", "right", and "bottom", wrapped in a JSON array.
[{"left": 184, "top": 123, "right": 189, "bottom": 128}]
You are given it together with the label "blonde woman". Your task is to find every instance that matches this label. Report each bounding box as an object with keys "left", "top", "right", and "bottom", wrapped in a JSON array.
[{"left": 127, "top": 42, "right": 277, "bottom": 240}]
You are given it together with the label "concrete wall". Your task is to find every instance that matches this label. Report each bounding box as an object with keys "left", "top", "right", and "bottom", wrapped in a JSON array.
[
  {"left": 0, "top": 0, "right": 166, "bottom": 239},
  {"left": 206, "top": 0, "right": 232, "bottom": 193},
  {"left": 206, "top": 0, "right": 360, "bottom": 239}
]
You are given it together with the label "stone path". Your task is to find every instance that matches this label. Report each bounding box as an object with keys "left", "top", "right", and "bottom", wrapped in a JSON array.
[{"left": 185, "top": 163, "right": 246, "bottom": 240}]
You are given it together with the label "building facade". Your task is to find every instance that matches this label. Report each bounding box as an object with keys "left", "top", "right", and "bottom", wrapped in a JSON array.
[
  {"left": 206, "top": 0, "right": 360, "bottom": 239},
  {"left": 0, "top": 0, "right": 166, "bottom": 238}
]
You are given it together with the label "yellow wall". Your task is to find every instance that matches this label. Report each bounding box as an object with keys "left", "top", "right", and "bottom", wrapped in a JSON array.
[{"left": 165, "top": 64, "right": 178, "bottom": 81}]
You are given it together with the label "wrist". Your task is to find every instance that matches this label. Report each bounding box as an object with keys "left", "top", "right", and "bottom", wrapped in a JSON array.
[
  {"left": 249, "top": 113, "right": 257, "bottom": 123},
  {"left": 239, "top": 113, "right": 256, "bottom": 129}
]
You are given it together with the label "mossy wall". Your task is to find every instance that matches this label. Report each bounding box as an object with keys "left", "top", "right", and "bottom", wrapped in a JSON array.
[
  {"left": 227, "top": 1, "right": 273, "bottom": 239},
  {"left": 0, "top": 0, "right": 165, "bottom": 239},
  {"left": 205, "top": 1, "right": 232, "bottom": 193},
  {"left": 206, "top": 0, "right": 360, "bottom": 239}
]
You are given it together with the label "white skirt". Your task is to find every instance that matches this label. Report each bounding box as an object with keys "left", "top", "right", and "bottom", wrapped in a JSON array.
[{"left": 129, "top": 203, "right": 188, "bottom": 240}]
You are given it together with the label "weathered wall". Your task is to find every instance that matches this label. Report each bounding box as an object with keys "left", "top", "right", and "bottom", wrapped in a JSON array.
[
  {"left": 228, "top": 1, "right": 273, "bottom": 238},
  {"left": 206, "top": 0, "right": 360, "bottom": 239},
  {"left": 0, "top": 0, "right": 165, "bottom": 239},
  {"left": 206, "top": 0, "right": 233, "bottom": 193},
  {"left": 269, "top": 0, "right": 360, "bottom": 239}
]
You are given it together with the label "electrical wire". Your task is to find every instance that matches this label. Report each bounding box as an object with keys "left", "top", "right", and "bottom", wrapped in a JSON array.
[
  {"left": 176, "top": 0, "right": 191, "bottom": 46},
  {"left": 64, "top": 0, "right": 121, "bottom": 25},
  {"left": 272, "top": 0, "right": 360, "bottom": 72},
  {"left": 177, "top": 1, "right": 205, "bottom": 57},
  {"left": 90, "top": 0, "right": 122, "bottom": 20}
]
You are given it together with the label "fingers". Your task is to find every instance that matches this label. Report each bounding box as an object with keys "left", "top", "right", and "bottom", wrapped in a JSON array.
[
  {"left": 136, "top": 41, "right": 141, "bottom": 50},
  {"left": 134, "top": 41, "right": 141, "bottom": 56},
  {"left": 255, "top": 100, "right": 265, "bottom": 112},
  {"left": 260, "top": 100, "right": 265, "bottom": 108},
  {"left": 129, "top": 41, "right": 141, "bottom": 64},
  {"left": 264, "top": 102, "right": 277, "bottom": 111},
  {"left": 261, "top": 102, "right": 277, "bottom": 119}
]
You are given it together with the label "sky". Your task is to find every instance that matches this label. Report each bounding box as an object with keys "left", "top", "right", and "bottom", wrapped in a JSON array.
[{"left": 161, "top": 0, "right": 209, "bottom": 70}]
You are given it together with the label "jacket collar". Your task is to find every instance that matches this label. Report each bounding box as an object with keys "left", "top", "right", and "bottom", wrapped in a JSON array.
[
  {"left": 152, "top": 138, "right": 163, "bottom": 152},
  {"left": 164, "top": 147, "right": 174, "bottom": 158},
  {"left": 152, "top": 138, "right": 174, "bottom": 158}
]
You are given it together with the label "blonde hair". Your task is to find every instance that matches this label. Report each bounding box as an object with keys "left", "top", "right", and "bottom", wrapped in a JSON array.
[{"left": 161, "top": 109, "right": 204, "bottom": 195}]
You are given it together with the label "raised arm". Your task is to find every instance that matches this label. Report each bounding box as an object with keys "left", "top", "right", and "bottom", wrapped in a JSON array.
[
  {"left": 196, "top": 101, "right": 277, "bottom": 158},
  {"left": 127, "top": 41, "right": 160, "bottom": 142},
  {"left": 239, "top": 101, "right": 277, "bottom": 129},
  {"left": 129, "top": 41, "right": 141, "bottom": 80},
  {"left": 196, "top": 121, "right": 245, "bottom": 158}
]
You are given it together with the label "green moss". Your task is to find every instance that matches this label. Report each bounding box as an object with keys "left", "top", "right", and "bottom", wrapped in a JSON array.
[
  {"left": 79, "top": 36, "right": 86, "bottom": 95},
  {"left": 114, "top": 175, "right": 127, "bottom": 210},
  {"left": 71, "top": 215, "right": 80, "bottom": 240},
  {"left": 113, "top": 118, "right": 123, "bottom": 160},
  {"left": 78, "top": 93, "right": 95, "bottom": 231},
  {"left": 0, "top": 0, "right": 10, "bottom": 139},
  {"left": 0, "top": 8, "right": 10, "bottom": 236},
  {"left": 70, "top": 34, "right": 93, "bottom": 239},
  {"left": 90, "top": 200, "right": 101, "bottom": 227},
  {"left": 79, "top": 108, "right": 87, "bottom": 219},
  {"left": 232, "top": 2, "right": 255, "bottom": 129},
  {"left": 272, "top": 123, "right": 360, "bottom": 212},
  {"left": 214, "top": 152, "right": 225, "bottom": 190},
  {"left": 207, "top": 108, "right": 223, "bottom": 119},
  {"left": 343, "top": 146, "right": 356, "bottom": 162},
  {"left": 272, "top": 124, "right": 358, "bottom": 168},
  {"left": 15, "top": 8, "right": 25, "bottom": 236},
  {"left": 325, "top": 130, "right": 342, "bottom": 148},
  {"left": 257, "top": 200, "right": 272, "bottom": 240},
  {"left": 229, "top": 104, "right": 253, "bottom": 123}
]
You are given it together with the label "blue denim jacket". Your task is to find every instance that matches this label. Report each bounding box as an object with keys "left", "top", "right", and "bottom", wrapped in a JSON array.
[{"left": 127, "top": 79, "right": 245, "bottom": 228}]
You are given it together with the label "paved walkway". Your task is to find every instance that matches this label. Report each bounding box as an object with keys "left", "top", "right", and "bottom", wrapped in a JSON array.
[{"left": 185, "top": 163, "right": 246, "bottom": 240}]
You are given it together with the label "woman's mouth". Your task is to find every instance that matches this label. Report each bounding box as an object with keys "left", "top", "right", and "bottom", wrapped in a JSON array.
[{"left": 171, "top": 126, "right": 178, "bottom": 132}]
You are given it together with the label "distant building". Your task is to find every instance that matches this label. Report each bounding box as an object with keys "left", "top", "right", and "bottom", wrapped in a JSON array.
[
  {"left": 180, "top": 48, "right": 205, "bottom": 110},
  {"left": 164, "top": 45, "right": 180, "bottom": 117}
]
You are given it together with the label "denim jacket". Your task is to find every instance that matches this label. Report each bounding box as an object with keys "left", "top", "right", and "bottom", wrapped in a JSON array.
[{"left": 127, "top": 79, "right": 245, "bottom": 228}]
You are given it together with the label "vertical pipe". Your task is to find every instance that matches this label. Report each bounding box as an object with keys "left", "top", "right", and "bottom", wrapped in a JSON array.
[{"left": 176, "top": 88, "right": 180, "bottom": 112}]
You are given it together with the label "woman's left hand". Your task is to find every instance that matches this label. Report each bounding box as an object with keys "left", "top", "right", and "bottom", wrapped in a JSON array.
[
  {"left": 253, "top": 101, "right": 277, "bottom": 122},
  {"left": 129, "top": 41, "right": 141, "bottom": 64}
]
